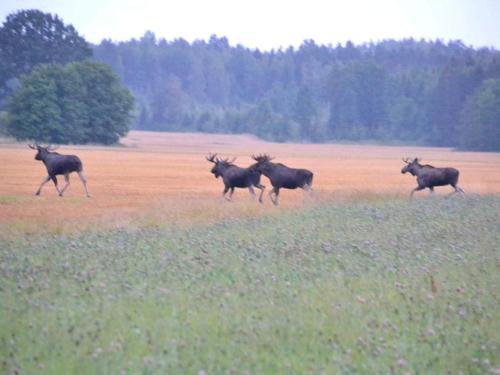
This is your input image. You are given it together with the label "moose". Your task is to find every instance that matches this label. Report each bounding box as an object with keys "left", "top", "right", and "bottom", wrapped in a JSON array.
[
  {"left": 251, "top": 154, "right": 313, "bottom": 205},
  {"left": 28, "top": 143, "right": 90, "bottom": 197},
  {"left": 401, "top": 157, "right": 464, "bottom": 198},
  {"left": 206, "top": 153, "right": 265, "bottom": 202}
]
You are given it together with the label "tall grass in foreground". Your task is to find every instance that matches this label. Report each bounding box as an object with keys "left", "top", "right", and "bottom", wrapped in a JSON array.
[{"left": 1, "top": 196, "right": 499, "bottom": 374}]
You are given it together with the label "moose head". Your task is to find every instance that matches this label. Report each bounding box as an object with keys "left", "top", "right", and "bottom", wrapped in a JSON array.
[
  {"left": 401, "top": 157, "right": 421, "bottom": 175},
  {"left": 28, "top": 143, "right": 59, "bottom": 161},
  {"left": 206, "top": 153, "right": 236, "bottom": 178}
]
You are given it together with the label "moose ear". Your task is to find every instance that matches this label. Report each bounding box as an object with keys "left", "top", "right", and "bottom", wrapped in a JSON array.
[{"left": 415, "top": 158, "right": 421, "bottom": 163}]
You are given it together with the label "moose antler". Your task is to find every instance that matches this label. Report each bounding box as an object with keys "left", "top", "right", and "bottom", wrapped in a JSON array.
[
  {"left": 206, "top": 153, "right": 218, "bottom": 163},
  {"left": 218, "top": 156, "right": 237, "bottom": 165},
  {"left": 252, "top": 153, "right": 272, "bottom": 162},
  {"left": 402, "top": 157, "right": 411, "bottom": 164},
  {"left": 28, "top": 141, "right": 39, "bottom": 150}
]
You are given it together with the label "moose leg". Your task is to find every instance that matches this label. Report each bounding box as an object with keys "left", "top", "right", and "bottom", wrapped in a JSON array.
[
  {"left": 268, "top": 187, "right": 276, "bottom": 205},
  {"left": 269, "top": 187, "right": 280, "bottom": 206},
  {"left": 222, "top": 186, "right": 231, "bottom": 201},
  {"left": 274, "top": 188, "right": 280, "bottom": 205},
  {"left": 229, "top": 187, "right": 235, "bottom": 199},
  {"left": 50, "top": 175, "right": 62, "bottom": 196},
  {"left": 255, "top": 184, "right": 265, "bottom": 203},
  {"left": 303, "top": 183, "right": 313, "bottom": 192},
  {"left": 410, "top": 186, "right": 425, "bottom": 199},
  {"left": 248, "top": 186, "right": 256, "bottom": 199},
  {"left": 452, "top": 184, "right": 465, "bottom": 194},
  {"left": 428, "top": 186, "right": 435, "bottom": 194},
  {"left": 77, "top": 171, "right": 91, "bottom": 197},
  {"left": 35, "top": 175, "right": 51, "bottom": 196},
  {"left": 59, "top": 174, "right": 70, "bottom": 196}
]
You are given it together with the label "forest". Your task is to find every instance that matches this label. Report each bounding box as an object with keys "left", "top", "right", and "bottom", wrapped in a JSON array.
[
  {"left": 94, "top": 33, "right": 500, "bottom": 150},
  {"left": 1, "top": 10, "right": 500, "bottom": 150}
]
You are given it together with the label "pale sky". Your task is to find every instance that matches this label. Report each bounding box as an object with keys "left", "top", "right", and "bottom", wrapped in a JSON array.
[{"left": 1, "top": 0, "right": 499, "bottom": 50}]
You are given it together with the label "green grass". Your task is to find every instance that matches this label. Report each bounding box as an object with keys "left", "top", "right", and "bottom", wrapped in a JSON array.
[{"left": 1, "top": 196, "right": 499, "bottom": 374}]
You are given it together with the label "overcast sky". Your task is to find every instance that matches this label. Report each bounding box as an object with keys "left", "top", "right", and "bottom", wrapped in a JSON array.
[{"left": 1, "top": 0, "right": 499, "bottom": 50}]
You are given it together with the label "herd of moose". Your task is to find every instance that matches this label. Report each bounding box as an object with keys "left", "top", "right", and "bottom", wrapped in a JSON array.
[{"left": 27, "top": 143, "right": 465, "bottom": 204}]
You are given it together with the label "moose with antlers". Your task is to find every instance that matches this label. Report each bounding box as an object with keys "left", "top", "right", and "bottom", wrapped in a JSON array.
[
  {"left": 28, "top": 143, "right": 90, "bottom": 197},
  {"left": 401, "top": 157, "right": 464, "bottom": 198},
  {"left": 206, "top": 153, "right": 265, "bottom": 202},
  {"left": 251, "top": 154, "right": 313, "bottom": 205}
]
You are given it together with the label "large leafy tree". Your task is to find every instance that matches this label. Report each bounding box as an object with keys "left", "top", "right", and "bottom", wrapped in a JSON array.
[
  {"left": 0, "top": 9, "right": 92, "bottom": 101},
  {"left": 7, "top": 61, "right": 134, "bottom": 144}
]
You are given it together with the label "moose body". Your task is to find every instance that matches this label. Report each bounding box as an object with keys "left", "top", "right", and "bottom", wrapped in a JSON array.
[
  {"left": 252, "top": 154, "right": 313, "bottom": 205},
  {"left": 401, "top": 158, "right": 464, "bottom": 198},
  {"left": 206, "top": 154, "right": 265, "bottom": 202},
  {"left": 29, "top": 144, "right": 90, "bottom": 197}
]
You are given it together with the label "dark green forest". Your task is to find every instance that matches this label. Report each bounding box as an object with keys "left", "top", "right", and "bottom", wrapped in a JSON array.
[
  {"left": 94, "top": 33, "right": 500, "bottom": 149},
  {"left": 1, "top": 10, "right": 500, "bottom": 149}
]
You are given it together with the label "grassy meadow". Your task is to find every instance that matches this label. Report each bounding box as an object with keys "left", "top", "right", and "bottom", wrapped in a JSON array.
[{"left": 0, "top": 132, "right": 499, "bottom": 374}]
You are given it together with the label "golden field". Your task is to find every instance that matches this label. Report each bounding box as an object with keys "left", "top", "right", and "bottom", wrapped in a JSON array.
[{"left": 1, "top": 131, "right": 500, "bottom": 234}]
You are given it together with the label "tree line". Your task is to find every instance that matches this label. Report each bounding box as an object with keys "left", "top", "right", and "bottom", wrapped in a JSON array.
[
  {"left": 94, "top": 33, "right": 500, "bottom": 150},
  {"left": 1, "top": 10, "right": 499, "bottom": 150}
]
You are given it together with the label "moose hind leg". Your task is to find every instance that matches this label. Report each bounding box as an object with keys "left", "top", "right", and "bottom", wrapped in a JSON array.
[
  {"left": 78, "top": 171, "right": 91, "bottom": 197},
  {"left": 303, "top": 183, "right": 313, "bottom": 192},
  {"left": 59, "top": 174, "right": 70, "bottom": 196},
  {"left": 453, "top": 184, "right": 465, "bottom": 194},
  {"left": 35, "top": 175, "right": 51, "bottom": 196}
]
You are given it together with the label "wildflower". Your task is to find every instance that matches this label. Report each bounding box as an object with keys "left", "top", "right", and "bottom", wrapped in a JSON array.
[
  {"left": 397, "top": 358, "right": 407, "bottom": 368},
  {"left": 426, "top": 327, "right": 435, "bottom": 337},
  {"left": 356, "top": 295, "right": 366, "bottom": 304}
]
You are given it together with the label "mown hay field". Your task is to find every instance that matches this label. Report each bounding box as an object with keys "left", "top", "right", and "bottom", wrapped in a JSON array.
[{"left": 1, "top": 131, "right": 500, "bottom": 234}]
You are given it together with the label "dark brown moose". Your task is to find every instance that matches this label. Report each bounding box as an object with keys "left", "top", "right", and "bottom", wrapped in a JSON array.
[
  {"left": 251, "top": 154, "right": 313, "bottom": 205},
  {"left": 401, "top": 157, "right": 464, "bottom": 198},
  {"left": 28, "top": 143, "right": 90, "bottom": 197},
  {"left": 206, "top": 153, "right": 265, "bottom": 202}
]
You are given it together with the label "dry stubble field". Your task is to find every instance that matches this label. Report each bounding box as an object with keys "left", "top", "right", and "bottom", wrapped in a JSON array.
[{"left": 1, "top": 130, "right": 500, "bottom": 234}]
